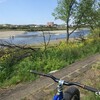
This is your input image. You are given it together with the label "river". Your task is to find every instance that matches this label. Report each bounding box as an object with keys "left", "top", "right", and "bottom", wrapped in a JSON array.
[{"left": 0, "top": 29, "right": 90, "bottom": 45}]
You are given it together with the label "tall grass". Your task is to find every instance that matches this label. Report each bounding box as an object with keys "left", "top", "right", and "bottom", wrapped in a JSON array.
[
  {"left": 0, "top": 38, "right": 100, "bottom": 87},
  {"left": 82, "top": 62, "right": 100, "bottom": 100}
]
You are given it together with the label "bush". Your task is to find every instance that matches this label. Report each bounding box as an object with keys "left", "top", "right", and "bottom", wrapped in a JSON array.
[
  {"left": 88, "top": 28, "right": 100, "bottom": 38},
  {"left": 0, "top": 38, "right": 100, "bottom": 87}
]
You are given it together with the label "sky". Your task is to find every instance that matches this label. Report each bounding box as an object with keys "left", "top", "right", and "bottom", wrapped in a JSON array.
[{"left": 0, "top": 0, "right": 64, "bottom": 25}]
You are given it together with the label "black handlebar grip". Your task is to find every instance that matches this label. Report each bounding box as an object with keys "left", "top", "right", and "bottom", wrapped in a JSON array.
[{"left": 84, "top": 85, "right": 98, "bottom": 93}]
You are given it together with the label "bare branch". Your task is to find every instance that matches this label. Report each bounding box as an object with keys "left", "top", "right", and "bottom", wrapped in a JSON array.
[
  {"left": 0, "top": 40, "right": 37, "bottom": 51},
  {"left": 46, "top": 32, "right": 51, "bottom": 47}
]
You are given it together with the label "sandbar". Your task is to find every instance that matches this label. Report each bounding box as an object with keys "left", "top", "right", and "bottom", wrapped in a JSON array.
[{"left": 0, "top": 31, "right": 25, "bottom": 38}]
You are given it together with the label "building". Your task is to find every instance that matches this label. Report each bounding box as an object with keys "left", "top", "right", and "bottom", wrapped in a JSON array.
[{"left": 47, "top": 22, "right": 54, "bottom": 27}]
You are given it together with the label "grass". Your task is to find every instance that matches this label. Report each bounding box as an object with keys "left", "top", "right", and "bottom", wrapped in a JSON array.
[
  {"left": 81, "top": 62, "right": 100, "bottom": 100},
  {"left": 0, "top": 37, "right": 100, "bottom": 87}
]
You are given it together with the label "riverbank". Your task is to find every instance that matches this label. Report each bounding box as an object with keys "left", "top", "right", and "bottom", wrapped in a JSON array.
[
  {"left": 0, "top": 37, "right": 100, "bottom": 100},
  {"left": 0, "top": 31, "right": 25, "bottom": 38},
  {"left": 29, "top": 38, "right": 76, "bottom": 48},
  {"left": 0, "top": 29, "right": 88, "bottom": 46},
  {"left": 0, "top": 30, "right": 78, "bottom": 39},
  {"left": 0, "top": 30, "right": 68, "bottom": 38},
  {"left": 0, "top": 28, "right": 90, "bottom": 39}
]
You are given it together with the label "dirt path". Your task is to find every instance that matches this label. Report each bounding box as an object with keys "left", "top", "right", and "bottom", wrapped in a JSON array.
[{"left": 0, "top": 54, "right": 100, "bottom": 100}]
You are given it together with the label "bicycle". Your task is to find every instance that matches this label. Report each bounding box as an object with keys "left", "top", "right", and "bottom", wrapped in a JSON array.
[{"left": 30, "top": 70, "right": 100, "bottom": 100}]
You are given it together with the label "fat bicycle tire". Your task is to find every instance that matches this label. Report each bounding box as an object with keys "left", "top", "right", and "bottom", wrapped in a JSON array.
[{"left": 63, "top": 86, "right": 80, "bottom": 100}]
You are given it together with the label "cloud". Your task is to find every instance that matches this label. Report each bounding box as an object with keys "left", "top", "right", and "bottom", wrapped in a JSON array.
[{"left": 0, "top": 0, "right": 8, "bottom": 4}]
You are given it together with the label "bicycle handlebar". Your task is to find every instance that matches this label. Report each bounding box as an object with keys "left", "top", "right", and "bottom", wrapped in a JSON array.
[
  {"left": 30, "top": 70, "right": 59, "bottom": 82},
  {"left": 30, "top": 70, "right": 100, "bottom": 95}
]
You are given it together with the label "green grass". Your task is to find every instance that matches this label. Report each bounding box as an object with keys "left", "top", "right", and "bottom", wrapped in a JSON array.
[
  {"left": 82, "top": 94, "right": 100, "bottom": 100},
  {"left": 0, "top": 38, "right": 100, "bottom": 87},
  {"left": 81, "top": 62, "right": 100, "bottom": 100}
]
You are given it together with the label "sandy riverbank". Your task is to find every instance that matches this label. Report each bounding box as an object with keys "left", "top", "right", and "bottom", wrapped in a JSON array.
[
  {"left": 0, "top": 31, "right": 25, "bottom": 38},
  {"left": 0, "top": 30, "right": 79, "bottom": 39},
  {"left": 0, "top": 30, "right": 67, "bottom": 39}
]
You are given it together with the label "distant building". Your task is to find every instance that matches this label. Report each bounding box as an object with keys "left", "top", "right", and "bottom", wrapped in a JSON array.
[{"left": 47, "top": 22, "right": 54, "bottom": 27}]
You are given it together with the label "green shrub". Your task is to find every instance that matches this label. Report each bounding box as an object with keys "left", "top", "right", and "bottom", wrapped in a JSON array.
[
  {"left": 0, "top": 38, "right": 100, "bottom": 87},
  {"left": 88, "top": 28, "right": 100, "bottom": 38}
]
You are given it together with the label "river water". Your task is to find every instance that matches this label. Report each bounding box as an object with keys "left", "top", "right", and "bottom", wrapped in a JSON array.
[{"left": 0, "top": 29, "right": 90, "bottom": 45}]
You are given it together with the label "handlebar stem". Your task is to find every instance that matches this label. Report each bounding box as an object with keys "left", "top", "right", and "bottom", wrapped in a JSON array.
[
  {"left": 59, "top": 80, "right": 64, "bottom": 86},
  {"left": 56, "top": 79, "right": 64, "bottom": 100},
  {"left": 57, "top": 80, "right": 64, "bottom": 93}
]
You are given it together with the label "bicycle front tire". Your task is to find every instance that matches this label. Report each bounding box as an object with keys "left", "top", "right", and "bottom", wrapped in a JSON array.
[{"left": 63, "top": 86, "right": 80, "bottom": 100}]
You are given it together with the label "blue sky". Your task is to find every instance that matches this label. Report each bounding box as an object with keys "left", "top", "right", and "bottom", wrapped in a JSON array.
[{"left": 0, "top": 0, "right": 64, "bottom": 25}]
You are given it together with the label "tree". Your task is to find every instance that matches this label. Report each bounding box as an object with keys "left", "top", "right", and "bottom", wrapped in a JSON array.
[
  {"left": 52, "top": 0, "right": 82, "bottom": 43},
  {"left": 76, "top": 0, "right": 100, "bottom": 30},
  {"left": 52, "top": 0, "right": 100, "bottom": 42}
]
